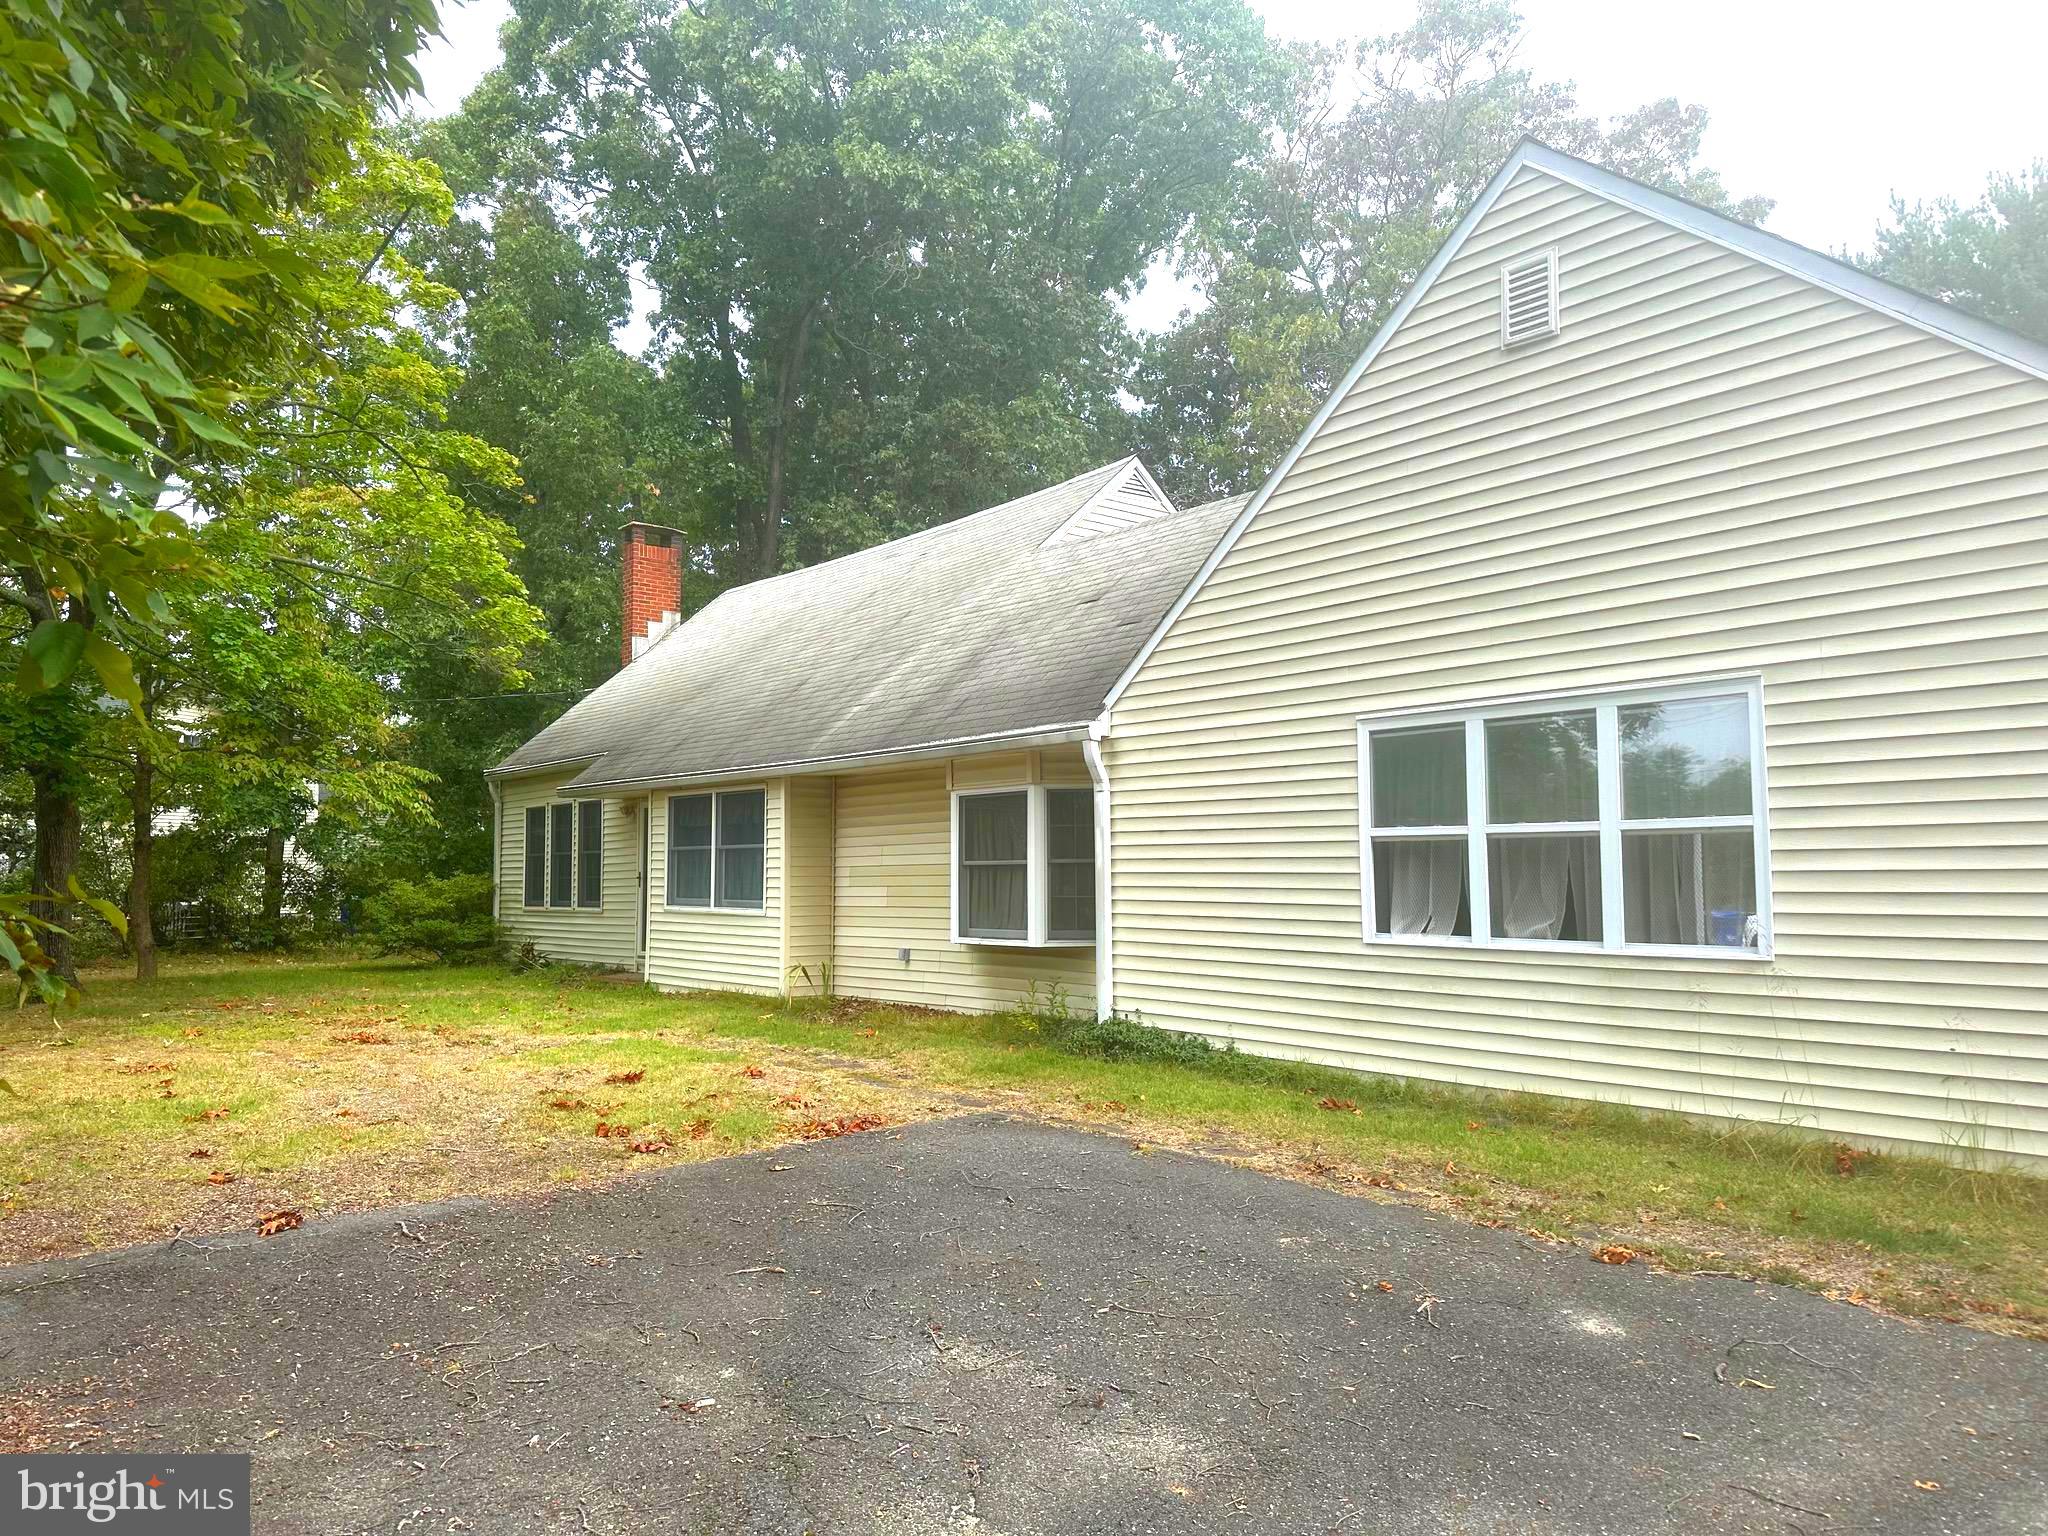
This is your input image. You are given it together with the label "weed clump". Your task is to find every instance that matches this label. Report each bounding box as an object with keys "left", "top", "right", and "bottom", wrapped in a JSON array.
[{"left": 1013, "top": 982, "right": 1234, "bottom": 1071}]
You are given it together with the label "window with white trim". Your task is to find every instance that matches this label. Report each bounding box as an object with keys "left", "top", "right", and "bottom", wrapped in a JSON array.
[
  {"left": 666, "top": 789, "right": 765, "bottom": 911},
  {"left": 1360, "top": 681, "right": 1768, "bottom": 955},
  {"left": 952, "top": 785, "right": 1096, "bottom": 947}
]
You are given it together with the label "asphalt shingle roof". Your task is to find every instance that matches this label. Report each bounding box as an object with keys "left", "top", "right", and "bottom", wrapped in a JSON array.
[{"left": 492, "top": 461, "right": 1248, "bottom": 791}]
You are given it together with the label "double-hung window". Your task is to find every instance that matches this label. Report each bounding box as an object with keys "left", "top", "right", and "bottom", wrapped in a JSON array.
[
  {"left": 952, "top": 785, "right": 1096, "bottom": 947},
  {"left": 523, "top": 806, "right": 547, "bottom": 907},
  {"left": 549, "top": 802, "right": 574, "bottom": 908},
  {"left": 666, "top": 788, "right": 766, "bottom": 911},
  {"left": 1360, "top": 679, "right": 1769, "bottom": 955},
  {"left": 576, "top": 800, "right": 603, "bottom": 909}
]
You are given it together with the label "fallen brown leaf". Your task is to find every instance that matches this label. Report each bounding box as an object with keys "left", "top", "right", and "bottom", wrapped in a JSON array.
[
  {"left": 603, "top": 1070, "right": 645, "bottom": 1086},
  {"left": 790, "top": 1114, "right": 887, "bottom": 1142},
  {"left": 331, "top": 1030, "right": 391, "bottom": 1046},
  {"left": 1317, "top": 1096, "right": 1357, "bottom": 1112},
  {"left": 739, "top": 1065, "right": 766, "bottom": 1080},
  {"left": 1594, "top": 1244, "right": 1637, "bottom": 1265},
  {"left": 204, "top": 1171, "right": 237, "bottom": 1187},
  {"left": 256, "top": 1209, "right": 302, "bottom": 1238}
]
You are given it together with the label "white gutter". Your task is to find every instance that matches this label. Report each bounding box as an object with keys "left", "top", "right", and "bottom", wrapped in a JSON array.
[
  {"left": 1083, "top": 713, "right": 1113, "bottom": 1021},
  {"left": 552, "top": 723, "right": 1093, "bottom": 796}
]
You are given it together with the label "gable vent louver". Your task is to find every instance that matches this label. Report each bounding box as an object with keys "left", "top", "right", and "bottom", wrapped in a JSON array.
[{"left": 1500, "top": 249, "right": 1560, "bottom": 347}]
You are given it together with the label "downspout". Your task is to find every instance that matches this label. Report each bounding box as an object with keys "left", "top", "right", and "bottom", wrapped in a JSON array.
[
  {"left": 488, "top": 779, "right": 503, "bottom": 925},
  {"left": 1083, "top": 714, "right": 1114, "bottom": 1021}
]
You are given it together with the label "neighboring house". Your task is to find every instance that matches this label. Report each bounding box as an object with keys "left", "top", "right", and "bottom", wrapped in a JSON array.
[{"left": 492, "top": 140, "right": 2048, "bottom": 1164}]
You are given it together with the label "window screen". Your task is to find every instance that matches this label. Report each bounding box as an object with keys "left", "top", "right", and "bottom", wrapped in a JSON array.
[
  {"left": 523, "top": 806, "right": 546, "bottom": 907},
  {"left": 959, "top": 792, "right": 1028, "bottom": 939},
  {"left": 667, "top": 794, "right": 711, "bottom": 907},
  {"left": 549, "top": 802, "right": 574, "bottom": 908},
  {"left": 714, "top": 789, "right": 766, "bottom": 909},
  {"left": 576, "top": 800, "right": 603, "bottom": 908},
  {"left": 1046, "top": 788, "right": 1095, "bottom": 942}
]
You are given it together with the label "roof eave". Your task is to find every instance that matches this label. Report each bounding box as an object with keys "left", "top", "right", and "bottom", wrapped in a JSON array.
[
  {"left": 556, "top": 722, "right": 1095, "bottom": 795},
  {"left": 484, "top": 752, "right": 603, "bottom": 782}
]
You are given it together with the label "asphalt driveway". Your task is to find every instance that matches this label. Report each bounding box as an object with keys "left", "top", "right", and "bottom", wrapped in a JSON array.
[{"left": 1, "top": 1116, "right": 2040, "bottom": 1534}]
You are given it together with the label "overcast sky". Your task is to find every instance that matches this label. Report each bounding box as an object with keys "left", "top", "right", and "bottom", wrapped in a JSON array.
[{"left": 410, "top": 0, "right": 2047, "bottom": 339}]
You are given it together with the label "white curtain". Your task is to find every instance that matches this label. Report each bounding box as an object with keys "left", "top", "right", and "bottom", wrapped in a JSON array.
[
  {"left": 1386, "top": 841, "right": 1463, "bottom": 936},
  {"left": 1494, "top": 836, "right": 1600, "bottom": 941},
  {"left": 1625, "top": 832, "right": 1708, "bottom": 946}
]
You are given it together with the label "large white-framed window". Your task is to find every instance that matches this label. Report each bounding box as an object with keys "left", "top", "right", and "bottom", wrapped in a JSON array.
[
  {"left": 665, "top": 787, "right": 767, "bottom": 912},
  {"left": 951, "top": 784, "right": 1096, "bottom": 947},
  {"left": 1358, "top": 677, "right": 1770, "bottom": 958}
]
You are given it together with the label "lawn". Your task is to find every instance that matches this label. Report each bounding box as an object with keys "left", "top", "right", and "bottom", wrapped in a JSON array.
[{"left": 3, "top": 953, "right": 2045, "bottom": 1333}]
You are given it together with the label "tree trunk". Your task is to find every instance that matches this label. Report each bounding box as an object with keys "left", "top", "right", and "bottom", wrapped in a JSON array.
[
  {"left": 759, "top": 299, "right": 820, "bottom": 581},
  {"left": 31, "top": 765, "right": 81, "bottom": 983},
  {"left": 130, "top": 747, "right": 157, "bottom": 982},
  {"left": 262, "top": 826, "right": 286, "bottom": 946}
]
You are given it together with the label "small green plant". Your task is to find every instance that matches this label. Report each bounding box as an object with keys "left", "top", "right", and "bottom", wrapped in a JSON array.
[
  {"left": 360, "top": 874, "right": 499, "bottom": 963},
  {"left": 787, "top": 958, "right": 834, "bottom": 997},
  {"left": 1013, "top": 982, "right": 1230, "bottom": 1071}
]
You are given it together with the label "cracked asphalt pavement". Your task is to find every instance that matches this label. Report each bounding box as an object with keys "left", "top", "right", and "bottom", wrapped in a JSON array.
[{"left": 1, "top": 1115, "right": 2041, "bottom": 1533}]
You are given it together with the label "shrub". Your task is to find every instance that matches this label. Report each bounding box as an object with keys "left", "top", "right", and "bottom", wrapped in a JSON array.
[
  {"left": 1013, "top": 981, "right": 1231, "bottom": 1071},
  {"left": 360, "top": 874, "right": 498, "bottom": 962}
]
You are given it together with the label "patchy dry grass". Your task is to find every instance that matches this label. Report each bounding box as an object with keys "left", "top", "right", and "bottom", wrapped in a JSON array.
[{"left": 4, "top": 953, "right": 2046, "bottom": 1334}]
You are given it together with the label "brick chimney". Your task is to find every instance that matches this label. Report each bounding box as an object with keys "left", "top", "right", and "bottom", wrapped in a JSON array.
[{"left": 620, "top": 522, "right": 684, "bottom": 667}]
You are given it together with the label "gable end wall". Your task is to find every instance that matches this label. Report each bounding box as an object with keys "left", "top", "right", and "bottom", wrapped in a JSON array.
[{"left": 1106, "top": 168, "right": 2048, "bottom": 1163}]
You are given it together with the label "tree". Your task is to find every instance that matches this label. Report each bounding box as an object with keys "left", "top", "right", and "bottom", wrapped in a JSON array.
[
  {"left": 0, "top": 0, "right": 439, "bottom": 989},
  {"left": 1864, "top": 163, "right": 2048, "bottom": 347},
  {"left": 1131, "top": 0, "right": 1771, "bottom": 503},
  {"left": 106, "top": 134, "right": 545, "bottom": 976},
  {"left": 452, "top": 0, "right": 1281, "bottom": 586}
]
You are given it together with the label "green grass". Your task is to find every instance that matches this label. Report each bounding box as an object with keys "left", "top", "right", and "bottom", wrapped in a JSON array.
[{"left": 5, "top": 953, "right": 2045, "bottom": 1327}]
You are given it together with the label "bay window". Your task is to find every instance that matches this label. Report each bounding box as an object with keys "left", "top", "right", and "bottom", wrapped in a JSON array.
[
  {"left": 1360, "top": 680, "right": 1769, "bottom": 955},
  {"left": 953, "top": 785, "right": 1096, "bottom": 947}
]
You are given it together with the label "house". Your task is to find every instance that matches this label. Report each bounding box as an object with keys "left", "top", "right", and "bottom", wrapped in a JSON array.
[
  {"left": 491, "top": 140, "right": 2048, "bottom": 1165},
  {"left": 489, "top": 459, "right": 1248, "bottom": 1011}
]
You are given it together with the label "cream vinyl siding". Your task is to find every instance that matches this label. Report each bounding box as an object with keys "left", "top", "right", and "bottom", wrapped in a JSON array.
[
  {"left": 833, "top": 749, "right": 1095, "bottom": 1011},
  {"left": 1107, "top": 167, "right": 2048, "bottom": 1162},
  {"left": 496, "top": 768, "right": 640, "bottom": 969},
  {"left": 645, "top": 781, "right": 784, "bottom": 995},
  {"left": 783, "top": 775, "right": 835, "bottom": 994}
]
